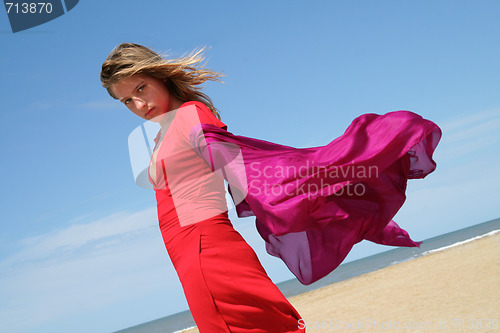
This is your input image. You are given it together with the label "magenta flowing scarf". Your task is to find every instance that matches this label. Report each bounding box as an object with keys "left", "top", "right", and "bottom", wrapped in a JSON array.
[{"left": 188, "top": 110, "right": 441, "bottom": 285}]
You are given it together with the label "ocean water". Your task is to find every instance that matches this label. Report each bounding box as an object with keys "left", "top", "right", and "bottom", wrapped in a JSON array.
[{"left": 113, "top": 217, "right": 500, "bottom": 333}]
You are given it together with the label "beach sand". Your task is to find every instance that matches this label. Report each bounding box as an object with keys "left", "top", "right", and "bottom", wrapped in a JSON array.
[{"left": 182, "top": 233, "right": 499, "bottom": 332}]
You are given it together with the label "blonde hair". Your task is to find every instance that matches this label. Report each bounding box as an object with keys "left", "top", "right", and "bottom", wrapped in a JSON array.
[{"left": 100, "top": 43, "right": 223, "bottom": 119}]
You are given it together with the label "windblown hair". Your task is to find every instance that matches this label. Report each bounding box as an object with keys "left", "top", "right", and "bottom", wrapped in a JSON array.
[{"left": 100, "top": 43, "right": 223, "bottom": 119}]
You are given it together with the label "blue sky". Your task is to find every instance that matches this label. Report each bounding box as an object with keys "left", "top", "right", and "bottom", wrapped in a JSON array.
[{"left": 1, "top": 1, "right": 499, "bottom": 332}]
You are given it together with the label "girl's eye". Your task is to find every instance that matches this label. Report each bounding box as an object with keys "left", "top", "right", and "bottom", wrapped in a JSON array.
[
  {"left": 124, "top": 99, "right": 132, "bottom": 105},
  {"left": 138, "top": 85, "right": 145, "bottom": 92}
]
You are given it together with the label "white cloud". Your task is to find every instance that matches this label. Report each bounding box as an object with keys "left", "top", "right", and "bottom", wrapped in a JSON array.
[
  {"left": 5, "top": 209, "right": 157, "bottom": 266},
  {"left": 0, "top": 207, "right": 182, "bottom": 333},
  {"left": 437, "top": 108, "right": 500, "bottom": 161},
  {"left": 28, "top": 99, "right": 67, "bottom": 111},
  {"left": 439, "top": 108, "right": 500, "bottom": 134},
  {"left": 79, "top": 100, "right": 122, "bottom": 110}
]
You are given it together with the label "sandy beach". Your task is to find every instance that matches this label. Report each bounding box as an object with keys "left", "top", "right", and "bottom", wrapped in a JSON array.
[{"left": 183, "top": 232, "right": 499, "bottom": 333}]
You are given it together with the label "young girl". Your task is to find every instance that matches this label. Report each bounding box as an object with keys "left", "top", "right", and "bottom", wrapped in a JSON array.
[{"left": 100, "top": 43, "right": 441, "bottom": 332}]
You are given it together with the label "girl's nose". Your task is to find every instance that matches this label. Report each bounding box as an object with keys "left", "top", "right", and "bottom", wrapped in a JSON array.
[{"left": 133, "top": 97, "right": 147, "bottom": 110}]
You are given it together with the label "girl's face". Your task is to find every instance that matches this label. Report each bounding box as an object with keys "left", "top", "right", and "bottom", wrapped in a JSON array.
[{"left": 111, "top": 74, "right": 181, "bottom": 122}]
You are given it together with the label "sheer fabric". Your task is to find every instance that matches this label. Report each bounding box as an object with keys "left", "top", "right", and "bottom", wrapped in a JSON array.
[{"left": 188, "top": 107, "right": 441, "bottom": 284}]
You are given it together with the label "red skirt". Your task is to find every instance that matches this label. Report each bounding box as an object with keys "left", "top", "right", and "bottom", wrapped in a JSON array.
[{"left": 160, "top": 211, "right": 304, "bottom": 332}]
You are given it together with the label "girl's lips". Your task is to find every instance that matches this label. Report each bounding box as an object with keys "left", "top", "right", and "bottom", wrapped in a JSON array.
[{"left": 145, "top": 107, "right": 154, "bottom": 117}]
